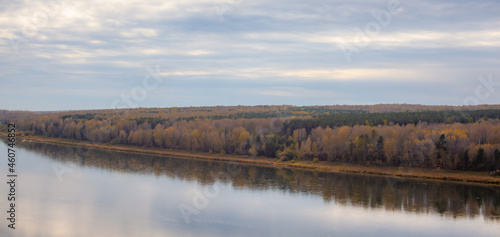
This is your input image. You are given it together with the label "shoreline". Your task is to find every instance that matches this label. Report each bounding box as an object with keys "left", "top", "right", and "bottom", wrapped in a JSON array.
[{"left": 4, "top": 133, "right": 500, "bottom": 185}]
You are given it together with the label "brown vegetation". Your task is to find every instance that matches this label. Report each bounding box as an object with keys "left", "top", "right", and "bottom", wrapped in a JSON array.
[{"left": 1, "top": 104, "right": 500, "bottom": 175}]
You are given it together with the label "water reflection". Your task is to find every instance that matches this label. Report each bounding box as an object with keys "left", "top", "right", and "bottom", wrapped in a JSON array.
[{"left": 18, "top": 141, "right": 500, "bottom": 221}]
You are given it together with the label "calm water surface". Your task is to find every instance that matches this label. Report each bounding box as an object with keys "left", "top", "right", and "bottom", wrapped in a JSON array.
[{"left": 1, "top": 141, "right": 499, "bottom": 237}]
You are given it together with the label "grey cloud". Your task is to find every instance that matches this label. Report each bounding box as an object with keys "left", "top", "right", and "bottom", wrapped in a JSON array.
[{"left": 1, "top": 0, "right": 499, "bottom": 110}]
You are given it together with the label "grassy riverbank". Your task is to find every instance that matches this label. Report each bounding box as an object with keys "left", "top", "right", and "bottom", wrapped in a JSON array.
[{"left": 4, "top": 133, "right": 500, "bottom": 185}]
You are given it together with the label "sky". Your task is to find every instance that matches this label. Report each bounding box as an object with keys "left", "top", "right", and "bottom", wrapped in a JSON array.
[{"left": 1, "top": 0, "right": 500, "bottom": 111}]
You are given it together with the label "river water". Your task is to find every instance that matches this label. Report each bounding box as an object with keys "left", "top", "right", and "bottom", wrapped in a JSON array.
[{"left": 0, "top": 140, "right": 499, "bottom": 236}]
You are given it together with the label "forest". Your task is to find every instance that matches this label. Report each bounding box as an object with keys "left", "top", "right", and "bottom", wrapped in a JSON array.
[{"left": 1, "top": 104, "right": 500, "bottom": 172}]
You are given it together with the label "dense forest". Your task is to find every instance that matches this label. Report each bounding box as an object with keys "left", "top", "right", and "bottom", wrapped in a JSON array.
[{"left": 1, "top": 104, "right": 500, "bottom": 172}]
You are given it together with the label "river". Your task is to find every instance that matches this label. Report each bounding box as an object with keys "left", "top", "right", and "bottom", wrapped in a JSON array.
[{"left": 0, "top": 140, "right": 499, "bottom": 236}]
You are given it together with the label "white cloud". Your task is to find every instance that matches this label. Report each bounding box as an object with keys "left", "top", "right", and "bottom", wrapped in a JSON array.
[
  {"left": 121, "top": 28, "right": 158, "bottom": 38},
  {"left": 260, "top": 90, "right": 294, "bottom": 97},
  {"left": 159, "top": 67, "right": 426, "bottom": 82},
  {"left": 255, "top": 87, "right": 347, "bottom": 99}
]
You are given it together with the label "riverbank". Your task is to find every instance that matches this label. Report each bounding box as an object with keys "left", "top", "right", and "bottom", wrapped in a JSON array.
[{"left": 4, "top": 133, "right": 500, "bottom": 185}]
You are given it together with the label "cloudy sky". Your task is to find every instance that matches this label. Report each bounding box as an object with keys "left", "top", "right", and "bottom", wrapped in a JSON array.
[{"left": 1, "top": 0, "right": 499, "bottom": 111}]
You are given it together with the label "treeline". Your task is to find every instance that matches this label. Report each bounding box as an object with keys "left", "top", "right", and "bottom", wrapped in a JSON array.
[
  {"left": 286, "top": 109, "right": 500, "bottom": 133},
  {"left": 1, "top": 105, "right": 500, "bottom": 172},
  {"left": 3, "top": 104, "right": 500, "bottom": 122}
]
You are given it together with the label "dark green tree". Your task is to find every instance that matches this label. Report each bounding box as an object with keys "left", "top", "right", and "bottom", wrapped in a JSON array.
[
  {"left": 435, "top": 134, "right": 447, "bottom": 167},
  {"left": 493, "top": 149, "right": 500, "bottom": 171},
  {"left": 376, "top": 136, "right": 386, "bottom": 162},
  {"left": 472, "top": 148, "right": 485, "bottom": 170}
]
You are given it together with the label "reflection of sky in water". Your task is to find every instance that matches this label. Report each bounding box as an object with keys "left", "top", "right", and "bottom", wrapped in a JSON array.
[{"left": 0, "top": 141, "right": 499, "bottom": 237}]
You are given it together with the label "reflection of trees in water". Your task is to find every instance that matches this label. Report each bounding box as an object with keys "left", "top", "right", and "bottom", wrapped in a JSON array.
[{"left": 21, "top": 142, "right": 500, "bottom": 221}]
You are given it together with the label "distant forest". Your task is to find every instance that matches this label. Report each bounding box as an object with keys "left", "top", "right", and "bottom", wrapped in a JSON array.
[{"left": 1, "top": 104, "right": 500, "bottom": 172}]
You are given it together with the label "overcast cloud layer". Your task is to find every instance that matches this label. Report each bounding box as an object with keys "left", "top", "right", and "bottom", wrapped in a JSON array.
[{"left": 1, "top": 0, "right": 500, "bottom": 111}]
